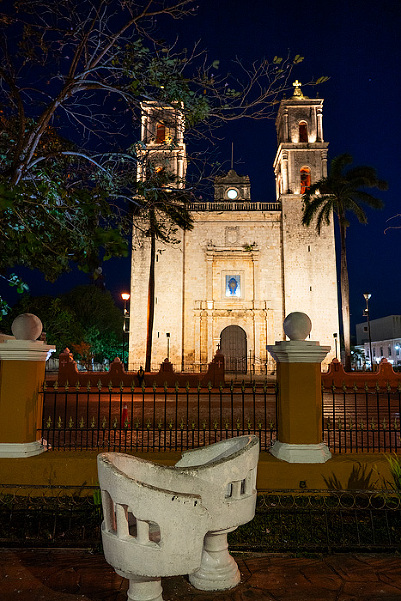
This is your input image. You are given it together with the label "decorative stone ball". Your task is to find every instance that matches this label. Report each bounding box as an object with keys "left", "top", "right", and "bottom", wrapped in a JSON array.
[
  {"left": 11, "top": 313, "right": 43, "bottom": 341},
  {"left": 283, "top": 312, "right": 312, "bottom": 341}
]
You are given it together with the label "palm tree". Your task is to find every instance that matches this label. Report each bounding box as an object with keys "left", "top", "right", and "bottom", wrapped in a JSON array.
[{"left": 302, "top": 153, "right": 387, "bottom": 371}]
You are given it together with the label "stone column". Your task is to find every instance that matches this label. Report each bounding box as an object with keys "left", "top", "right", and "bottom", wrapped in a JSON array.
[
  {"left": 207, "top": 304, "right": 213, "bottom": 363},
  {"left": 267, "top": 312, "right": 331, "bottom": 463},
  {"left": 282, "top": 152, "right": 289, "bottom": 194},
  {"left": 0, "top": 314, "right": 55, "bottom": 457},
  {"left": 317, "top": 107, "right": 323, "bottom": 142}
]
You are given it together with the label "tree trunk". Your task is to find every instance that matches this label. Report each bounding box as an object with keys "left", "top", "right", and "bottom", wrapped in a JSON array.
[
  {"left": 339, "top": 221, "right": 351, "bottom": 371},
  {"left": 145, "top": 229, "right": 156, "bottom": 372}
]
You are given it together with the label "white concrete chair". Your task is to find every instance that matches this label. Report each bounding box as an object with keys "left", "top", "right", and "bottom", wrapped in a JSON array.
[
  {"left": 98, "top": 435, "right": 259, "bottom": 598},
  {"left": 175, "top": 435, "right": 259, "bottom": 590},
  {"left": 97, "top": 452, "right": 210, "bottom": 601}
]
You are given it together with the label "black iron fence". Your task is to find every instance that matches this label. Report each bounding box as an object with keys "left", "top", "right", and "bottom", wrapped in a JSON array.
[
  {"left": 0, "top": 485, "right": 101, "bottom": 548},
  {"left": 40, "top": 381, "right": 278, "bottom": 452},
  {"left": 230, "top": 490, "right": 401, "bottom": 552},
  {"left": 322, "top": 383, "right": 401, "bottom": 453},
  {"left": 1, "top": 486, "right": 400, "bottom": 552},
  {"left": 39, "top": 381, "right": 401, "bottom": 453}
]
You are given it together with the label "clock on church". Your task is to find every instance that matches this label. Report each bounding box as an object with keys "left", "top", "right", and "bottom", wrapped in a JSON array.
[{"left": 226, "top": 188, "right": 238, "bottom": 200}]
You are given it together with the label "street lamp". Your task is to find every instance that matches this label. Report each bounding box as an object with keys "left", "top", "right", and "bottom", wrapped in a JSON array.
[
  {"left": 363, "top": 293, "right": 373, "bottom": 371},
  {"left": 333, "top": 333, "right": 338, "bottom": 360},
  {"left": 166, "top": 332, "right": 170, "bottom": 361},
  {"left": 121, "top": 292, "right": 130, "bottom": 369}
]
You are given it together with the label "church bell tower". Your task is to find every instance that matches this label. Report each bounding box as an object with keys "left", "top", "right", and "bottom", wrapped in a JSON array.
[
  {"left": 128, "top": 102, "right": 187, "bottom": 371},
  {"left": 273, "top": 81, "right": 339, "bottom": 354},
  {"left": 136, "top": 101, "right": 187, "bottom": 186}
]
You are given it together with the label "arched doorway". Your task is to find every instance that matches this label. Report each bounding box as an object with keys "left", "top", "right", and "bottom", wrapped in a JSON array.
[{"left": 220, "top": 326, "right": 247, "bottom": 373}]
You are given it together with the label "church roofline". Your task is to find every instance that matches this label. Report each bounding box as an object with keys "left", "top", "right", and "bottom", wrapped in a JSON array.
[{"left": 214, "top": 168, "right": 250, "bottom": 184}]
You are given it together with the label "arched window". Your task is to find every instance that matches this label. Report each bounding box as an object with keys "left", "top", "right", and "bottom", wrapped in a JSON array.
[
  {"left": 155, "top": 121, "right": 173, "bottom": 144},
  {"left": 155, "top": 122, "right": 166, "bottom": 143},
  {"left": 300, "top": 167, "right": 311, "bottom": 194},
  {"left": 299, "top": 121, "right": 308, "bottom": 143}
]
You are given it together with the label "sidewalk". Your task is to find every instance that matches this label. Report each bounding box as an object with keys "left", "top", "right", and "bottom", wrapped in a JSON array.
[{"left": 1, "top": 549, "right": 401, "bottom": 600}]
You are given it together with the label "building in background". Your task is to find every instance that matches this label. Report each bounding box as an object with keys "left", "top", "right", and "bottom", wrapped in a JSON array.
[
  {"left": 356, "top": 315, "right": 401, "bottom": 367},
  {"left": 128, "top": 83, "right": 339, "bottom": 374}
]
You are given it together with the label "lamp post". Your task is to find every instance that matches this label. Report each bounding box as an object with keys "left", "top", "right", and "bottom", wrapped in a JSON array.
[
  {"left": 363, "top": 293, "right": 373, "bottom": 371},
  {"left": 166, "top": 332, "right": 170, "bottom": 361},
  {"left": 333, "top": 333, "right": 338, "bottom": 360},
  {"left": 121, "top": 292, "right": 130, "bottom": 369}
]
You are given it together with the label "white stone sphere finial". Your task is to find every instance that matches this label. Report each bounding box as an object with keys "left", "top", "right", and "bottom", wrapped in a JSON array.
[
  {"left": 283, "top": 312, "right": 312, "bottom": 341},
  {"left": 11, "top": 313, "right": 43, "bottom": 341}
]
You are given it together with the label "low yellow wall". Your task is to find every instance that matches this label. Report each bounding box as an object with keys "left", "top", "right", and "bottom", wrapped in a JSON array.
[{"left": 0, "top": 450, "right": 395, "bottom": 496}]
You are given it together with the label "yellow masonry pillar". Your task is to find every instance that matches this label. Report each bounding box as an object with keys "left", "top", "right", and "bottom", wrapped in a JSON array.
[
  {"left": 268, "top": 312, "right": 331, "bottom": 463},
  {"left": 0, "top": 314, "right": 55, "bottom": 457}
]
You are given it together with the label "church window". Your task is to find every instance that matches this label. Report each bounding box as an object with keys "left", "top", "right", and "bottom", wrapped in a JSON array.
[
  {"left": 299, "top": 121, "right": 308, "bottom": 142},
  {"left": 308, "top": 245, "right": 311, "bottom": 252},
  {"left": 300, "top": 167, "right": 311, "bottom": 194}
]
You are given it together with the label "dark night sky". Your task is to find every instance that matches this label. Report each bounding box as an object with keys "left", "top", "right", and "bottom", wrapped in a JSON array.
[{"left": 2, "top": 0, "right": 400, "bottom": 338}]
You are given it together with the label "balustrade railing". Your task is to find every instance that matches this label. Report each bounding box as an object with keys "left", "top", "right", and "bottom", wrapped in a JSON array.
[{"left": 189, "top": 201, "right": 280, "bottom": 212}]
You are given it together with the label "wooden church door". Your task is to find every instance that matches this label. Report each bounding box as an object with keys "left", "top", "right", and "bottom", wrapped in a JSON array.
[{"left": 220, "top": 326, "right": 247, "bottom": 373}]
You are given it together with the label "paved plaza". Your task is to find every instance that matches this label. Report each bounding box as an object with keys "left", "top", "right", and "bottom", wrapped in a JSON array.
[{"left": 2, "top": 549, "right": 401, "bottom": 600}]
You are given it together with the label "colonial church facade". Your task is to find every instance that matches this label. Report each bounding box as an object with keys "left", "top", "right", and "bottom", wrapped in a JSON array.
[{"left": 128, "top": 84, "right": 339, "bottom": 373}]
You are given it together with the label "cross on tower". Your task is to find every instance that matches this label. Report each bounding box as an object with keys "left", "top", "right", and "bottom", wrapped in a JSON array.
[{"left": 292, "top": 80, "right": 303, "bottom": 97}]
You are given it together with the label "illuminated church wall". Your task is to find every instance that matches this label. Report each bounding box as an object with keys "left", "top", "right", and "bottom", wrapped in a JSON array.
[{"left": 128, "top": 86, "right": 339, "bottom": 373}]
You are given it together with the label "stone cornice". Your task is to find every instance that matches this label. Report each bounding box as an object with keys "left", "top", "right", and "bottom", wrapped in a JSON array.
[
  {"left": 206, "top": 247, "right": 259, "bottom": 257},
  {"left": 267, "top": 340, "right": 330, "bottom": 364},
  {"left": 0, "top": 339, "right": 55, "bottom": 362}
]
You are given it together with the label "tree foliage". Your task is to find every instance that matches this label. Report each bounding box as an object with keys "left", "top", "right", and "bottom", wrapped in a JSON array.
[
  {"left": 302, "top": 153, "right": 387, "bottom": 371},
  {"left": 1, "top": 284, "right": 124, "bottom": 361},
  {"left": 0, "top": 0, "right": 327, "bottom": 318}
]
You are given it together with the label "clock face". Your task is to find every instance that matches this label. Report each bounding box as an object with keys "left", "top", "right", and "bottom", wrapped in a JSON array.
[{"left": 227, "top": 188, "right": 238, "bottom": 200}]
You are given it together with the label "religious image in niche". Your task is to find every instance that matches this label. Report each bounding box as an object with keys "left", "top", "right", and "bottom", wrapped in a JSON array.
[{"left": 226, "top": 275, "right": 241, "bottom": 297}]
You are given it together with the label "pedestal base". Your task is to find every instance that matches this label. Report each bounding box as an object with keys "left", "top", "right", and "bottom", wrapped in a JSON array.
[
  {"left": 189, "top": 531, "right": 240, "bottom": 591},
  {"left": 127, "top": 577, "right": 163, "bottom": 601},
  {"left": 270, "top": 441, "right": 331, "bottom": 463},
  {"left": 0, "top": 439, "right": 47, "bottom": 458}
]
